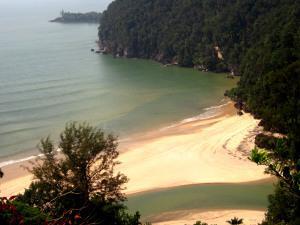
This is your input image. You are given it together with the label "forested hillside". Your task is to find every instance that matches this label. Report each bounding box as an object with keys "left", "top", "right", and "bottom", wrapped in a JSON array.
[
  {"left": 99, "top": 0, "right": 300, "bottom": 131},
  {"left": 99, "top": 1, "right": 300, "bottom": 224},
  {"left": 99, "top": 0, "right": 298, "bottom": 72}
]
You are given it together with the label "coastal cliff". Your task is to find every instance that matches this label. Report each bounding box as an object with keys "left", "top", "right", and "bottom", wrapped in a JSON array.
[
  {"left": 98, "top": 0, "right": 299, "bottom": 75},
  {"left": 99, "top": 0, "right": 300, "bottom": 132}
]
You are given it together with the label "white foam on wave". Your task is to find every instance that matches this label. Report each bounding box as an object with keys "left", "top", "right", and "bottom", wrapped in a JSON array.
[
  {"left": 203, "top": 101, "right": 231, "bottom": 111},
  {"left": 0, "top": 156, "right": 36, "bottom": 168},
  {"left": 0, "top": 149, "right": 60, "bottom": 168},
  {"left": 160, "top": 100, "right": 230, "bottom": 131},
  {"left": 0, "top": 101, "right": 230, "bottom": 168}
]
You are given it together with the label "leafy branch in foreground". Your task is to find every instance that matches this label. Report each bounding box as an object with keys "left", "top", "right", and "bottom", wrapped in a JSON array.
[
  {"left": 250, "top": 138, "right": 300, "bottom": 199},
  {"left": 18, "top": 122, "right": 140, "bottom": 225},
  {"left": 249, "top": 147, "right": 269, "bottom": 165},
  {"left": 250, "top": 134, "right": 300, "bottom": 224}
]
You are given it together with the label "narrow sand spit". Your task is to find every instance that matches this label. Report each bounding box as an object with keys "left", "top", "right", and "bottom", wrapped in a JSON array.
[
  {"left": 152, "top": 209, "right": 265, "bottom": 225},
  {"left": 1, "top": 102, "right": 268, "bottom": 198}
]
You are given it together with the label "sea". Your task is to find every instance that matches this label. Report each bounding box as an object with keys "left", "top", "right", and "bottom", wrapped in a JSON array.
[{"left": 0, "top": 0, "right": 236, "bottom": 166}]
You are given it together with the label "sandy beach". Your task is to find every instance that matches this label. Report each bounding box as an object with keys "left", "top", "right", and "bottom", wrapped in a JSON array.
[
  {"left": 152, "top": 209, "right": 266, "bottom": 225},
  {"left": 118, "top": 102, "right": 268, "bottom": 194},
  {"left": 1, "top": 102, "right": 268, "bottom": 195},
  {"left": 0, "top": 102, "right": 269, "bottom": 223}
]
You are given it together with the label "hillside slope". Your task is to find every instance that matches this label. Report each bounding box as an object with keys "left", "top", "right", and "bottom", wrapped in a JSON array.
[
  {"left": 99, "top": 0, "right": 298, "bottom": 73},
  {"left": 99, "top": 0, "right": 300, "bottom": 132}
]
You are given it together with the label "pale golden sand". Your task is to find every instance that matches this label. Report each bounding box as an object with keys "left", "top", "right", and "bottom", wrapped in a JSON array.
[
  {"left": 1, "top": 103, "right": 268, "bottom": 195},
  {"left": 0, "top": 174, "right": 33, "bottom": 197},
  {"left": 118, "top": 103, "right": 268, "bottom": 194},
  {"left": 152, "top": 209, "right": 265, "bottom": 225},
  {"left": 0, "top": 102, "right": 269, "bottom": 223}
]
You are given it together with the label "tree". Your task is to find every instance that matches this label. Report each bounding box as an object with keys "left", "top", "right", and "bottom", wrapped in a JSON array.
[
  {"left": 226, "top": 217, "right": 243, "bottom": 225},
  {"left": 250, "top": 137, "right": 300, "bottom": 224},
  {"left": 248, "top": 62, "right": 300, "bottom": 224},
  {"left": 19, "top": 122, "right": 138, "bottom": 224},
  {"left": 99, "top": 0, "right": 299, "bottom": 73}
]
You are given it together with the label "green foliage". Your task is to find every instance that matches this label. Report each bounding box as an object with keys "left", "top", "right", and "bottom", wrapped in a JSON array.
[
  {"left": 249, "top": 147, "right": 269, "bottom": 165},
  {"left": 255, "top": 134, "right": 278, "bottom": 150},
  {"left": 226, "top": 217, "right": 243, "bottom": 225},
  {"left": 229, "top": 1, "right": 300, "bottom": 224},
  {"left": 250, "top": 136, "right": 300, "bottom": 225},
  {"left": 240, "top": 61, "right": 300, "bottom": 133},
  {"left": 13, "top": 201, "right": 48, "bottom": 225},
  {"left": 0, "top": 197, "right": 24, "bottom": 225},
  {"left": 18, "top": 122, "right": 140, "bottom": 225},
  {"left": 95, "top": 0, "right": 300, "bottom": 224},
  {"left": 0, "top": 196, "right": 47, "bottom": 225},
  {"left": 99, "top": 0, "right": 299, "bottom": 75},
  {"left": 260, "top": 184, "right": 300, "bottom": 225},
  {"left": 98, "top": 0, "right": 246, "bottom": 69},
  {"left": 251, "top": 137, "right": 300, "bottom": 196}
]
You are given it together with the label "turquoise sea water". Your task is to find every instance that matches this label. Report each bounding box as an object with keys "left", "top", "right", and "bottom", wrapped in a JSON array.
[
  {"left": 0, "top": 0, "right": 236, "bottom": 164},
  {"left": 127, "top": 180, "right": 273, "bottom": 219}
]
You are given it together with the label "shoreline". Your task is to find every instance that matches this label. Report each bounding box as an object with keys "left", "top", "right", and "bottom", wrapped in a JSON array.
[
  {"left": 0, "top": 100, "right": 231, "bottom": 168},
  {"left": 126, "top": 178, "right": 274, "bottom": 223},
  {"left": 151, "top": 209, "right": 266, "bottom": 225},
  {"left": 0, "top": 101, "right": 270, "bottom": 223},
  {"left": 118, "top": 100, "right": 233, "bottom": 154},
  {"left": 127, "top": 177, "right": 274, "bottom": 197},
  {"left": 117, "top": 102, "right": 269, "bottom": 194},
  {"left": 0, "top": 100, "right": 234, "bottom": 196}
]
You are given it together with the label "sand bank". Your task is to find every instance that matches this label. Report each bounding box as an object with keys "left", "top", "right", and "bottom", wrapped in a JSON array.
[
  {"left": 118, "top": 102, "right": 268, "bottom": 194},
  {"left": 1, "top": 102, "right": 268, "bottom": 196},
  {"left": 152, "top": 209, "right": 265, "bottom": 225}
]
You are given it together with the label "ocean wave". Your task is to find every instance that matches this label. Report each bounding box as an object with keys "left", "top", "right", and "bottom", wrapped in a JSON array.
[
  {"left": 0, "top": 125, "right": 47, "bottom": 136},
  {"left": 0, "top": 149, "right": 62, "bottom": 168},
  {"left": 160, "top": 100, "right": 230, "bottom": 131},
  {"left": 203, "top": 101, "right": 231, "bottom": 111},
  {"left": 0, "top": 154, "right": 41, "bottom": 168},
  {"left": 0, "top": 101, "right": 230, "bottom": 168}
]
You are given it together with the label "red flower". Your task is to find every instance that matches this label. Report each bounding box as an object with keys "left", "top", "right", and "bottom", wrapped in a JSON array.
[{"left": 74, "top": 214, "right": 82, "bottom": 220}]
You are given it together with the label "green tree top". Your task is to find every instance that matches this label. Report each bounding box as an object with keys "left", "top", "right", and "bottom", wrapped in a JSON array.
[{"left": 26, "top": 122, "right": 128, "bottom": 213}]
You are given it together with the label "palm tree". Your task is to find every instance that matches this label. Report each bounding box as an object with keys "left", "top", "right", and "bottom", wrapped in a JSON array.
[{"left": 226, "top": 217, "right": 243, "bottom": 225}]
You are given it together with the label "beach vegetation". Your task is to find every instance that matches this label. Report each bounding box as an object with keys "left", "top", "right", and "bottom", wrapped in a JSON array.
[
  {"left": 226, "top": 217, "right": 243, "bottom": 225},
  {"left": 99, "top": 0, "right": 300, "bottom": 224},
  {"left": 0, "top": 0, "right": 299, "bottom": 223},
  {"left": 0, "top": 172, "right": 47, "bottom": 225},
  {"left": 249, "top": 147, "right": 269, "bottom": 165},
  {"left": 98, "top": 0, "right": 299, "bottom": 74},
  {"left": 250, "top": 137, "right": 300, "bottom": 224},
  {"left": 0, "top": 196, "right": 24, "bottom": 225},
  {"left": 17, "top": 122, "right": 141, "bottom": 224}
]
